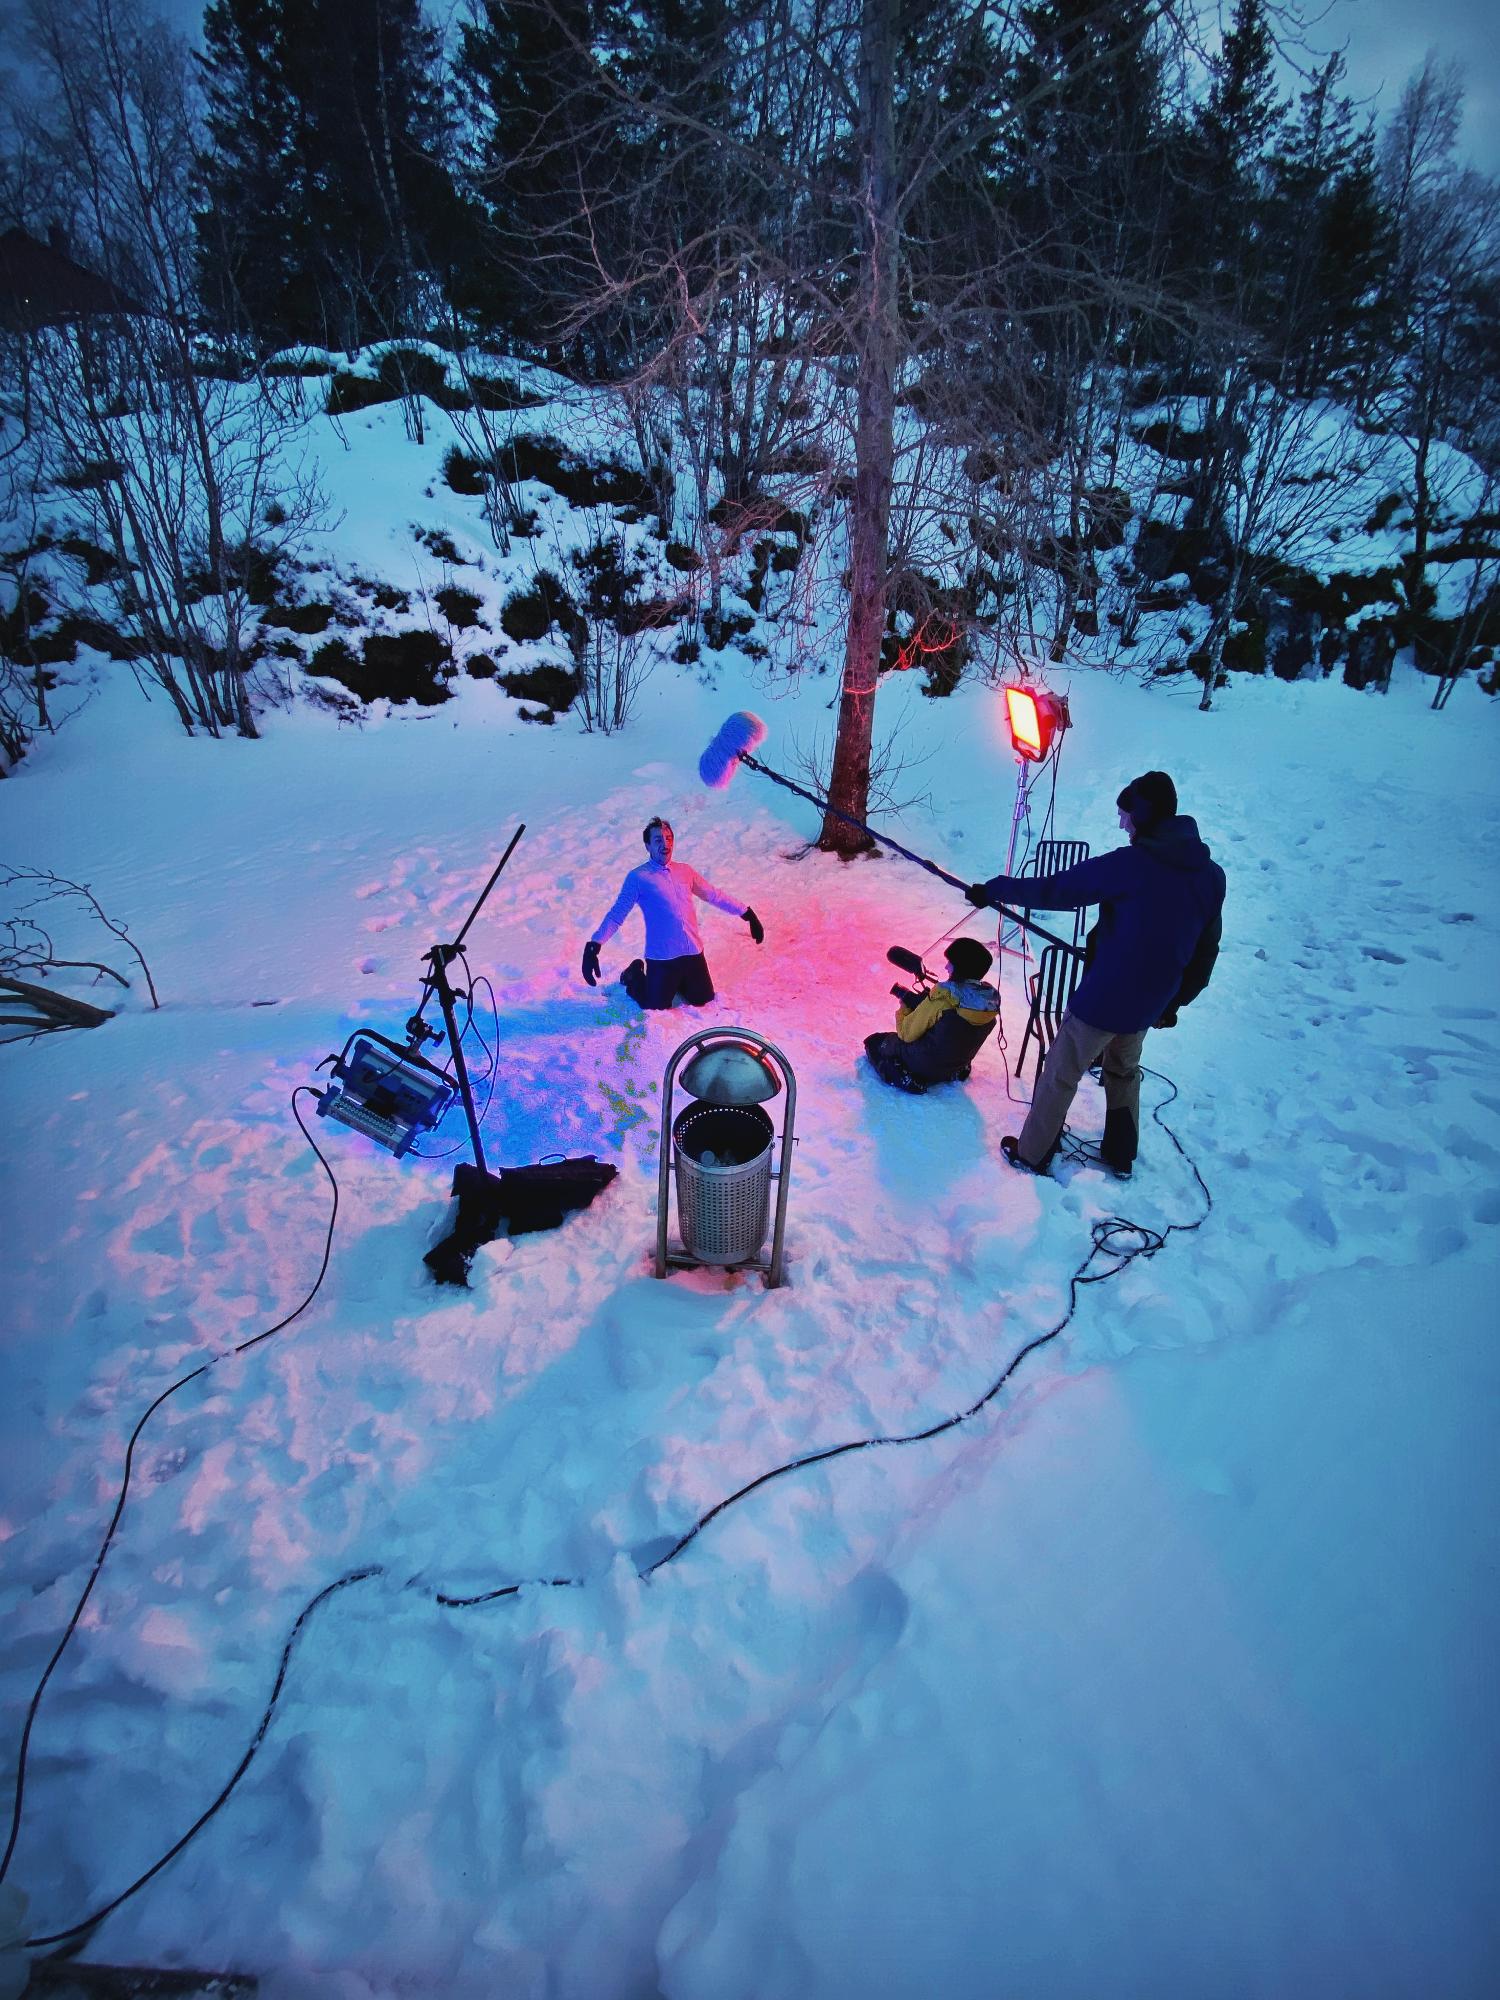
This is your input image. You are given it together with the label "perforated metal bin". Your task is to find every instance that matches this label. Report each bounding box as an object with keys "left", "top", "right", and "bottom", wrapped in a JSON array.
[{"left": 655, "top": 1029, "right": 796, "bottom": 1287}]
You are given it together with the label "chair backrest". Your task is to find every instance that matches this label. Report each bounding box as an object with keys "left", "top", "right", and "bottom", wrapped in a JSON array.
[
  {"left": 1033, "top": 942, "right": 1083, "bottom": 1034},
  {"left": 1015, "top": 940, "right": 1084, "bottom": 1082},
  {"left": 1024, "top": 840, "right": 1090, "bottom": 948},
  {"left": 1026, "top": 839, "right": 1089, "bottom": 876}
]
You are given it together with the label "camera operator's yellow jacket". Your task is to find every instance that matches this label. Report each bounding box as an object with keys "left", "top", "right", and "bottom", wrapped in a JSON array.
[{"left": 895, "top": 979, "right": 999, "bottom": 1043}]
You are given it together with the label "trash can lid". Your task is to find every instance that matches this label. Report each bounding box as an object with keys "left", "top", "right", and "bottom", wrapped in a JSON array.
[{"left": 680, "top": 1041, "right": 782, "bottom": 1104}]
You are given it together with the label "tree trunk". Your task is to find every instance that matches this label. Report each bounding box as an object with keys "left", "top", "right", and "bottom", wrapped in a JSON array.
[
  {"left": 819, "top": 0, "right": 898, "bottom": 858},
  {"left": 1198, "top": 549, "right": 1246, "bottom": 711}
]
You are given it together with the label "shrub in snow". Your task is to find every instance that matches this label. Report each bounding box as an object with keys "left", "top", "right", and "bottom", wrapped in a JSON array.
[
  {"left": 310, "top": 631, "right": 452, "bottom": 706},
  {"left": 468, "top": 372, "right": 545, "bottom": 413},
  {"left": 501, "top": 572, "right": 579, "bottom": 646},
  {"left": 435, "top": 587, "right": 486, "bottom": 631},
  {"left": 497, "top": 662, "right": 580, "bottom": 714},
  {"left": 443, "top": 447, "right": 488, "bottom": 497},
  {"left": 261, "top": 600, "right": 334, "bottom": 634}
]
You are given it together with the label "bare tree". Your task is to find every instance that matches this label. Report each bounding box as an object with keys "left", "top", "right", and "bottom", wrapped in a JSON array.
[
  {"left": 1374, "top": 59, "right": 1500, "bottom": 688},
  {"left": 16, "top": 0, "right": 325, "bottom": 737},
  {"left": 0, "top": 424, "right": 58, "bottom": 772},
  {"left": 1187, "top": 375, "right": 1373, "bottom": 706},
  {"left": 489, "top": 0, "right": 1211, "bottom": 848}
]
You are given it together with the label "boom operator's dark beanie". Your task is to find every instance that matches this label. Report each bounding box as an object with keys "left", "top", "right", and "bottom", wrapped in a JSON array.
[
  {"left": 945, "top": 937, "right": 994, "bottom": 981},
  {"left": 1117, "top": 770, "right": 1177, "bottom": 834}
]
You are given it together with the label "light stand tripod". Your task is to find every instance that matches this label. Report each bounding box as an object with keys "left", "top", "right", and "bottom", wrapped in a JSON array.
[
  {"left": 315, "top": 827, "right": 526, "bottom": 1281},
  {"left": 403, "top": 824, "right": 526, "bottom": 1178}
]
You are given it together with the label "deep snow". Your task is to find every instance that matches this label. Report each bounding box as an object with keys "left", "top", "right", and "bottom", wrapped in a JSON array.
[{"left": 2, "top": 417, "right": 1499, "bottom": 1996}]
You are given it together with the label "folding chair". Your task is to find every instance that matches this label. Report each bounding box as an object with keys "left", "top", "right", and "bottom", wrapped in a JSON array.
[
  {"left": 1015, "top": 942, "right": 1084, "bottom": 1084},
  {"left": 1023, "top": 839, "right": 1090, "bottom": 949}
]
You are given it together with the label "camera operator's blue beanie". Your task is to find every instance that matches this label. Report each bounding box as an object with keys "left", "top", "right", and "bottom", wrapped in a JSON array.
[{"left": 1117, "top": 771, "right": 1176, "bottom": 833}]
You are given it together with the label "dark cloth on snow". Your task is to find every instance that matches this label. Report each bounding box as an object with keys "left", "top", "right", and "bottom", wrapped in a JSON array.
[{"left": 981, "top": 816, "right": 1225, "bottom": 1034}]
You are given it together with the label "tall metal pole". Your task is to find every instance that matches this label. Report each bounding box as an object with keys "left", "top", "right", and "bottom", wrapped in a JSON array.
[
  {"left": 408, "top": 826, "right": 526, "bottom": 1047},
  {"left": 453, "top": 823, "right": 525, "bottom": 950},
  {"left": 426, "top": 945, "right": 488, "bottom": 1176},
  {"left": 997, "top": 757, "right": 1030, "bottom": 960}
]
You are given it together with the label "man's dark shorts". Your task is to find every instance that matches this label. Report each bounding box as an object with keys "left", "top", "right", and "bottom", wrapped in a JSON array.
[{"left": 623, "top": 953, "right": 715, "bottom": 1009}]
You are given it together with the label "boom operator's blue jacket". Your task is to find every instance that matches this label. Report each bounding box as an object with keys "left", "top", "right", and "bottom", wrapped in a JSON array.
[{"left": 980, "top": 816, "right": 1226, "bottom": 1035}]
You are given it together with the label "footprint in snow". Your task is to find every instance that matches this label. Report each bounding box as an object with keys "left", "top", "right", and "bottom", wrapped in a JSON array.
[
  {"left": 1361, "top": 945, "right": 1405, "bottom": 964},
  {"left": 1287, "top": 1191, "right": 1338, "bottom": 1247}
]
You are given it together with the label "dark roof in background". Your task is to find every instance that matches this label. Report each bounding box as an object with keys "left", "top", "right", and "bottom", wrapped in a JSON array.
[{"left": 0, "top": 227, "right": 148, "bottom": 331}]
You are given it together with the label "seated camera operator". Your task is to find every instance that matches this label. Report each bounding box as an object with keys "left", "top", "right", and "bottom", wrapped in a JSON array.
[{"left": 863, "top": 937, "right": 1000, "bottom": 1095}]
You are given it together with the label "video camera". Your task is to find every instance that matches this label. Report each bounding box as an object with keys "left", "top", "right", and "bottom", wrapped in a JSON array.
[{"left": 887, "top": 945, "right": 930, "bottom": 1010}]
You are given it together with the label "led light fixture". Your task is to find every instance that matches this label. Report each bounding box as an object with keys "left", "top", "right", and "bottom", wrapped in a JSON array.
[
  {"left": 316, "top": 1030, "right": 457, "bottom": 1158},
  {"left": 1004, "top": 685, "right": 1069, "bottom": 763}
]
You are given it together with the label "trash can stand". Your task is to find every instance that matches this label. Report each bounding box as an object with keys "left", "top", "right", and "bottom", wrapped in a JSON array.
[{"left": 655, "top": 1027, "right": 796, "bottom": 1288}]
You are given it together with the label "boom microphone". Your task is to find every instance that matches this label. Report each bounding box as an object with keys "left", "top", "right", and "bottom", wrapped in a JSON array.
[
  {"left": 694, "top": 712, "right": 1085, "bottom": 960},
  {"left": 698, "top": 710, "right": 768, "bottom": 789}
]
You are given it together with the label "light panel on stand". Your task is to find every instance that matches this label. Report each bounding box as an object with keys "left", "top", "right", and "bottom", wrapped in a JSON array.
[
  {"left": 1004, "top": 684, "right": 1068, "bottom": 763},
  {"left": 316, "top": 1029, "right": 457, "bottom": 1158}
]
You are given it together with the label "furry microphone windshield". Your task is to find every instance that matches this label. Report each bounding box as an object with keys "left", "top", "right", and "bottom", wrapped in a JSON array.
[{"left": 698, "top": 711, "right": 768, "bottom": 789}]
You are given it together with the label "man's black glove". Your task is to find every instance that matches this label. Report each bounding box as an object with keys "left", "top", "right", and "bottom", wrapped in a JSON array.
[
  {"left": 965, "top": 882, "right": 993, "bottom": 908},
  {"left": 1155, "top": 1006, "right": 1179, "bottom": 1029},
  {"left": 744, "top": 906, "right": 765, "bottom": 945},
  {"left": 581, "top": 940, "right": 601, "bottom": 986}
]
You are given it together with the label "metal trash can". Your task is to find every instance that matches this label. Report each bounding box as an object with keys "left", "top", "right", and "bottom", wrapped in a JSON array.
[
  {"left": 672, "top": 1100, "right": 774, "bottom": 1265},
  {"left": 656, "top": 1029, "right": 796, "bottom": 1286}
]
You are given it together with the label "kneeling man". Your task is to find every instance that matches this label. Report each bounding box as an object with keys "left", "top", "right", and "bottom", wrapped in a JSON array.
[{"left": 582, "top": 817, "right": 763, "bottom": 1009}]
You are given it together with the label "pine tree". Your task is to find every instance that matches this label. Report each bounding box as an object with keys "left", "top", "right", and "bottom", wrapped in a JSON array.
[
  {"left": 455, "top": 0, "right": 615, "bottom": 359},
  {"left": 197, "top": 0, "right": 469, "bottom": 351},
  {"left": 196, "top": 0, "right": 304, "bottom": 342},
  {"left": 1264, "top": 56, "right": 1394, "bottom": 394},
  {"left": 1177, "top": 0, "right": 1283, "bottom": 325}
]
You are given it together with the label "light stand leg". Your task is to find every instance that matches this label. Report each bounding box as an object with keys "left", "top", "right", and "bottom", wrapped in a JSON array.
[
  {"left": 426, "top": 946, "right": 488, "bottom": 1175},
  {"left": 997, "top": 757, "right": 1030, "bottom": 961},
  {"left": 421, "top": 945, "right": 507, "bottom": 1285}
]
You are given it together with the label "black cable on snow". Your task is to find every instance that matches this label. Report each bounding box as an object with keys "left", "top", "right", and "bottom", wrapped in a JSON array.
[
  {"left": 17, "top": 1069, "right": 1208, "bottom": 1952},
  {"left": 22, "top": 1567, "right": 380, "bottom": 1952},
  {"left": 1, "top": 1089, "right": 340, "bottom": 1903}
]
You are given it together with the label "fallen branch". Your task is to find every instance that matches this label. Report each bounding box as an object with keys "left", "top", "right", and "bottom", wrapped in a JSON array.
[
  {"left": 1, "top": 863, "right": 160, "bottom": 1008},
  {"left": 0, "top": 972, "right": 116, "bottom": 1029}
]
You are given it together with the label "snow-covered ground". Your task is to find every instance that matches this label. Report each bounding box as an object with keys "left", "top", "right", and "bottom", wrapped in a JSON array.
[{"left": 2, "top": 467, "right": 1499, "bottom": 1992}]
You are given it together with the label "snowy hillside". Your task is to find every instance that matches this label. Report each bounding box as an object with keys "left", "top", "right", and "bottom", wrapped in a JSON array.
[{"left": 1, "top": 373, "right": 1498, "bottom": 1998}]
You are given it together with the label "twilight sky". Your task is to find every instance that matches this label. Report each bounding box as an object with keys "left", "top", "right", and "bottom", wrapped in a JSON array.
[
  {"left": 5, "top": 0, "right": 1500, "bottom": 175},
  {"left": 1304, "top": 0, "right": 1500, "bottom": 172}
]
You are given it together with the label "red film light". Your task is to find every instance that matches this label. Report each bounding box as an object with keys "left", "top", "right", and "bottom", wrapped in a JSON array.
[{"left": 1003, "top": 684, "right": 1068, "bottom": 762}]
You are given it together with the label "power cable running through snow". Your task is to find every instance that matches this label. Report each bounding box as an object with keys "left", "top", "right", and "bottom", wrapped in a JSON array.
[
  {"left": 11, "top": 1069, "right": 1210, "bottom": 1952},
  {"left": 0, "top": 1088, "right": 340, "bottom": 1901}
]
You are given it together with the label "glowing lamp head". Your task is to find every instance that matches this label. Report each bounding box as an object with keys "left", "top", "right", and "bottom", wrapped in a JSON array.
[{"left": 1003, "top": 684, "right": 1068, "bottom": 763}]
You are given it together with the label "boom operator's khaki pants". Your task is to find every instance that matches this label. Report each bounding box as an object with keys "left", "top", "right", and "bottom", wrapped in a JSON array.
[{"left": 1016, "top": 1011, "right": 1148, "bottom": 1170}]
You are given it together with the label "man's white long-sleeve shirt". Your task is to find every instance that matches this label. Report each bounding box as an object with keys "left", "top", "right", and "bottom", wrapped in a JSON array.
[{"left": 591, "top": 859, "right": 745, "bottom": 960}]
